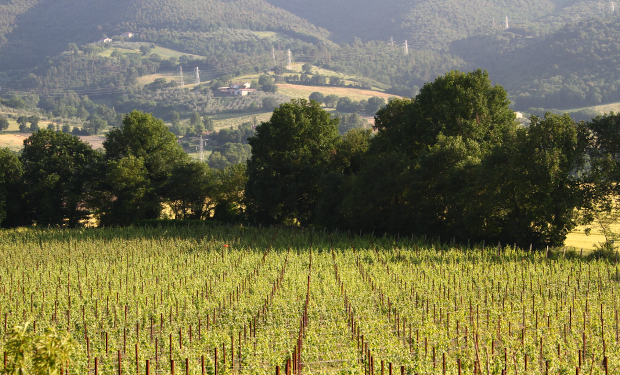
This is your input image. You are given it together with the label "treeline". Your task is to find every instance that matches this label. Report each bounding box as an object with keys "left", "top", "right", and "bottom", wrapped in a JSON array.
[
  {"left": 0, "top": 111, "right": 246, "bottom": 228},
  {"left": 4, "top": 69, "right": 620, "bottom": 249},
  {"left": 0, "top": 91, "right": 121, "bottom": 135},
  {"left": 244, "top": 69, "right": 620, "bottom": 249}
]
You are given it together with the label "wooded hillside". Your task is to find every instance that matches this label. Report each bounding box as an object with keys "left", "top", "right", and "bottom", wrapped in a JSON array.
[{"left": 0, "top": 0, "right": 328, "bottom": 69}]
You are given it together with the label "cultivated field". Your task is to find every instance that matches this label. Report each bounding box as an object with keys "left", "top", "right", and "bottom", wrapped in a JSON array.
[
  {"left": 0, "top": 226, "right": 617, "bottom": 374},
  {"left": 276, "top": 84, "right": 398, "bottom": 102}
]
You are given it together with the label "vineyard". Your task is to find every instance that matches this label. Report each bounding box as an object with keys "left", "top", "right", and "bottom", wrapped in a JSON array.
[{"left": 0, "top": 225, "right": 618, "bottom": 374}]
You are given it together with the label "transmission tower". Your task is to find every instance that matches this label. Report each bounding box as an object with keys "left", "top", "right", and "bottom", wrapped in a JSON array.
[
  {"left": 389, "top": 36, "right": 394, "bottom": 47},
  {"left": 612, "top": 1, "right": 616, "bottom": 12},
  {"left": 194, "top": 67, "right": 200, "bottom": 86},
  {"left": 505, "top": 16, "right": 509, "bottom": 29},
  {"left": 272, "top": 46, "right": 276, "bottom": 62},
  {"left": 199, "top": 134, "right": 204, "bottom": 162},
  {"left": 178, "top": 66, "right": 184, "bottom": 87},
  {"left": 492, "top": 17, "right": 495, "bottom": 27},
  {"left": 287, "top": 49, "right": 292, "bottom": 69},
  {"left": 403, "top": 40, "right": 409, "bottom": 55}
]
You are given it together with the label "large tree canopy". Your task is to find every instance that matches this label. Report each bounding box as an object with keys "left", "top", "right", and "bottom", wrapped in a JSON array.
[
  {"left": 103, "top": 110, "right": 188, "bottom": 184},
  {"left": 245, "top": 99, "right": 340, "bottom": 225},
  {"left": 20, "top": 130, "right": 99, "bottom": 227},
  {"left": 339, "top": 69, "right": 589, "bottom": 247},
  {"left": 96, "top": 111, "right": 188, "bottom": 225}
]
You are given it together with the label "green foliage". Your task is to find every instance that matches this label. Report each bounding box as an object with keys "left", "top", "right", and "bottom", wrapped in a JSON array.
[
  {"left": 365, "top": 96, "right": 385, "bottom": 114},
  {"left": 0, "top": 0, "right": 328, "bottom": 71},
  {"left": 334, "top": 112, "right": 368, "bottom": 135},
  {"left": 323, "top": 94, "right": 339, "bottom": 108},
  {"left": 208, "top": 143, "right": 251, "bottom": 170},
  {"left": 336, "top": 97, "right": 357, "bottom": 113},
  {"left": 246, "top": 99, "right": 340, "bottom": 224},
  {"left": 0, "top": 148, "right": 22, "bottom": 228},
  {"left": 96, "top": 155, "right": 155, "bottom": 226},
  {"left": 2, "top": 322, "right": 74, "bottom": 375},
  {"left": 163, "top": 160, "right": 215, "bottom": 220},
  {"left": 0, "top": 115, "right": 8, "bottom": 131},
  {"left": 338, "top": 70, "right": 589, "bottom": 247},
  {"left": 104, "top": 111, "right": 188, "bottom": 183},
  {"left": 308, "top": 92, "right": 324, "bottom": 104},
  {"left": 20, "top": 130, "right": 99, "bottom": 227},
  {"left": 213, "top": 123, "right": 255, "bottom": 145},
  {"left": 99, "top": 111, "right": 188, "bottom": 224}
]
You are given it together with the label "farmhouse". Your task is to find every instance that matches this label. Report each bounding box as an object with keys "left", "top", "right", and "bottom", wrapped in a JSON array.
[
  {"left": 121, "top": 32, "right": 134, "bottom": 39},
  {"left": 230, "top": 82, "right": 251, "bottom": 89},
  {"left": 216, "top": 83, "right": 256, "bottom": 96}
]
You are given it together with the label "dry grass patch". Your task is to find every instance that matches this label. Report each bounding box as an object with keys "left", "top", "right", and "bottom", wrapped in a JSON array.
[{"left": 277, "top": 84, "right": 398, "bottom": 102}]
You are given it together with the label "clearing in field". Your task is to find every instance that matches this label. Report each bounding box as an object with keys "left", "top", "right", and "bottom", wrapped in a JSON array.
[{"left": 0, "top": 226, "right": 617, "bottom": 374}]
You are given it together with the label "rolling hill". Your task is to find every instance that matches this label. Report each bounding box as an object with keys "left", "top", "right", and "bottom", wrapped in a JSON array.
[
  {"left": 0, "top": 0, "right": 329, "bottom": 70},
  {"left": 265, "top": 0, "right": 602, "bottom": 48}
]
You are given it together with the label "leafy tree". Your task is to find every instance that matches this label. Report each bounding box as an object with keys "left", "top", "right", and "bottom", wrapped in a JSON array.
[
  {"left": 208, "top": 143, "right": 251, "bottom": 169},
  {"left": 344, "top": 69, "right": 518, "bottom": 239},
  {"left": 0, "top": 149, "right": 23, "bottom": 228},
  {"left": 139, "top": 45, "right": 153, "bottom": 56},
  {"left": 302, "top": 63, "right": 314, "bottom": 74},
  {"left": 163, "top": 161, "right": 216, "bottom": 220},
  {"left": 329, "top": 76, "right": 342, "bottom": 86},
  {"left": 259, "top": 74, "right": 278, "bottom": 93},
  {"left": 315, "top": 128, "right": 372, "bottom": 228},
  {"left": 262, "top": 82, "right": 278, "bottom": 93},
  {"left": 203, "top": 114, "right": 215, "bottom": 132},
  {"left": 104, "top": 111, "right": 188, "bottom": 182},
  {"left": 365, "top": 96, "right": 386, "bottom": 114},
  {"left": 336, "top": 97, "right": 357, "bottom": 113},
  {"left": 100, "top": 111, "right": 188, "bottom": 223},
  {"left": 0, "top": 116, "right": 9, "bottom": 132},
  {"left": 170, "top": 111, "right": 185, "bottom": 136},
  {"left": 309, "top": 92, "right": 325, "bottom": 104},
  {"left": 83, "top": 115, "right": 107, "bottom": 135},
  {"left": 477, "top": 113, "right": 590, "bottom": 247},
  {"left": 335, "top": 112, "right": 368, "bottom": 135},
  {"left": 207, "top": 152, "right": 229, "bottom": 170},
  {"left": 17, "top": 116, "right": 28, "bottom": 132},
  {"left": 6, "top": 96, "right": 26, "bottom": 109},
  {"left": 262, "top": 97, "right": 279, "bottom": 110},
  {"left": 580, "top": 112, "right": 620, "bottom": 249},
  {"left": 61, "top": 124, "right": 71, "bottom": 133},
  {"left": 212, "top": 163, "right": 248, "bottom": 223},
  {"left": 95, "top": 155, "right": 156, "bottom": 226},
  {"left": 20, "top": 130, "right": 99, "bottom": 227},
  {"left": 246, "top": 99, "right": 340, "bottom": 224},
  {"left": 190, "top": 112, "right": 204, "bottom": 134},
  {"left": 324, "top": 94, "right": 339, "bottom": 108}
]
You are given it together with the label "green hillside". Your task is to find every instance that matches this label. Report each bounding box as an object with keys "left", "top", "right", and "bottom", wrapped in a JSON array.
[
  {"left": 0, "top": 0, "right": 328, "bottom": 70},
  {"left": 451, "top": 15, "right": 620, "bottom": 110},
  {"left": 265, "top": 0, "right": 600, "bottom": 48}
]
